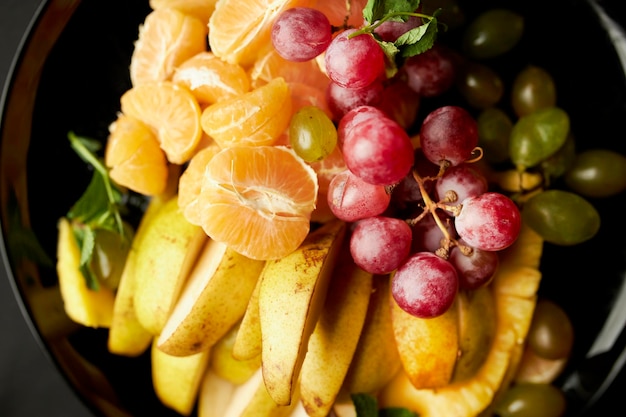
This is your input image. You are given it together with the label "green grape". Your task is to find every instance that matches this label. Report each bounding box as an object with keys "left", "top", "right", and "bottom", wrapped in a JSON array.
[
  {"left": 528, "top": 299, "right": 574, "bottom": 360},
  {"left": 456, "top": 61, "right": 504, "bottom": 109},
  {"left": 522, "top": 189, "right": 600, "bottom": 246},
  {"left": 564, "top": 149, "right": 626, "bottom": 198},
  {"left": 462, "top": 9, "right": 524, "bottom": 59},
  {"left": 90, "top": 224, "right": 133, "bottom": 290},
  {"left": 477, "top": 107, "right": 513, "bottom": 164},
  {"left": 511, "top": 65, "right": 557, "bottom": 118},
  {"left": 509, "top": 107, "right": 570, "bottom": 169},
  {"left": 540, "top": 134, "right": 576, "bottom": 184},
  {"left": 289, "top": 106, "right": 337, "bottom": 162},
  {"left": 494, "top": 382, "right": 566, "bottom": 417}
]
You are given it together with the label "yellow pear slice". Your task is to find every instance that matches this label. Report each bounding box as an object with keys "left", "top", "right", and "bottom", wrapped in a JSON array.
[
  {"left": 108, "top": 194, "right": 173, "bottom": 356},
  {"left": 299, "top": 243, "right": 373, "bottom": 417},
  {"left": 232, "top": 275, "right": 263, "bottom": 361},
  {"left": 210, "top": 320, "right": 262, "bottom": 385},
  {"left": 133, "top": 196, "right": 207, "bottom": 334},
  {"left": 342, "top": 274, "right": 401, "bottom": 395},
  {"left": 197, "top": 369, "right": 237, "bottom": 417},
  {"left": 56, "top": 217, "right": 115, "bottom": 328},
  {"left": 391, "top": 292, "right": 460, "bottom": 389},
  {"left": 259, "top": 219, "right": 346, "bottom": 406},
  {"left": 151, "top": 339, "right": 210, "bottom": 416},
  {"left": 157, "top": 238, "right": 264, "bottom": 356}
]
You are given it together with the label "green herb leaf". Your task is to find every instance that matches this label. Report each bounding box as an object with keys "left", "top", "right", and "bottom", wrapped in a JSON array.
[
  {"left": 352, "top": 393, "right": 379, "bottom": 417},
  {"left": 351, "top": 393, "right": 419, "bottom": 417},
  {"left": 65, "top": 131, "right": 129, "bottom": 290},
  {"left": 363, "top": 0, "right": 422, "bottom": 24},
  {"left": 379, "top": 407, "right": 420, "bottom": 417},
  {"left": 394, "top": 17, "right": 438, "bottom": 58},
  {"left": 67, "top": 132, "right": 125, "bottom": 235},
  {"left": 73, "top": 225, "right": 100, "bottom": 291}
]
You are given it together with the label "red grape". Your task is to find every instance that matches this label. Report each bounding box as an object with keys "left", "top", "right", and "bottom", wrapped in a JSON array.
[
  {"left": 374, "top": 15, "right": 422, "bottom": 42},
  {"left": 402, "top": 43, "right": 457, "bottom": 97},
  {"left": 337, "top": 105, "right": 387, "bottom": 147},
  {"left": 324, "top": 29, "right": 386, "bottom": 89},
  {"left": 411, "top": 211, "right": 456, "bottom": 254},
  {"left": 420, "top": 105, "right": 479, "bottom": 167},
  {"left": 391, "top": 252, "right": 459, "bottom": 318},
  {"left": 342, "top": 114, "right": 414, "bottom": 185},
  {"left": 349, "top": 216, "right": 412, "bottom": 274},
  {"left": 435, "top": 163, "right": 488, "bottom": 208},
  {"left": 327, "top": 79, "right": 384, "bottom": 121},
  {"left": 449, "top": 239, "right": 499, "bottom": 290},
  {"left": 271, "top": 7, "right": 332, "bottom": 62},
  {"left": 455, "top": 192, "right": 521, "bottom": 251},
  {"left": 327, "top": 169, "right": 391, "bottom": 222}
]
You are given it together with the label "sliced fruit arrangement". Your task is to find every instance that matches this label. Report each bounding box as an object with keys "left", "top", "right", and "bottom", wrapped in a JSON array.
[{"left": 53, "top": 1, "right": 625, "bottom": 417}]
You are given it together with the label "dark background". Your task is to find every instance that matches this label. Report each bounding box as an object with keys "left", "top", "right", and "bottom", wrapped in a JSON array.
[
  {"left": 0, "top": 0, "right": 625, "bottom": 416},
  {"left": 0, "top": 0, "right": 92, "bottom": 415}
]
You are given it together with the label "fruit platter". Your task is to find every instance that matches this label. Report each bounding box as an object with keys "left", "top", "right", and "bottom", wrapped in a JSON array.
[{"left": 1, "top": 0, "right": 626, "bottom": 416}]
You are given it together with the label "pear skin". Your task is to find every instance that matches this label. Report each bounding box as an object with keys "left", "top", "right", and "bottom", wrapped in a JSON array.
[
  {"left": 452, "top": 287, "right": 497, "bottom": 382},
  {"left": 133, "top": 196, "right": 207, "bottom": 335},
  {"left": 299, "top": 242, "right": 373, "bottom": 417},
  {"left": 342, "top": 274, "right": 401, "bottom": 395},
  {"left": 210, "top": 320, "right": 262, "bottom": 385},
  {"left": 151, "top": 339, "right": 210, "bottom": 416},
  {"left": 232, "top": 275, "right": 263, "bottom": 361},
  {"left": 259, "top": 219, "right": 346, "bottom": 406},
  {"left": 108, "top": 193, "right": 174, "bottom": 356},
  {"left": 391, "top": 292, "right": 460, "bottom": 389},
  {"left": 157, "top": 239, "right": 264, "bottom": 356},
  {"left": 56, "top": 217, "right": 115, "bottom": 328}
]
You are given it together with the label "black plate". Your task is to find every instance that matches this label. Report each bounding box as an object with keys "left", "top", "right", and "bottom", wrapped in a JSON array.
[{"left": 1, "top": 0, "right": 625, "bottom": 416}]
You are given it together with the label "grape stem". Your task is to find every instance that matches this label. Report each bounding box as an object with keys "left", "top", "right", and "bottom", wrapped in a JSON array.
[
  {"left": 348, "top": 11, "right": 438, "bottom": 38},
  {"left": 407, "top": 167, "right": 459, "bottom": 259}
]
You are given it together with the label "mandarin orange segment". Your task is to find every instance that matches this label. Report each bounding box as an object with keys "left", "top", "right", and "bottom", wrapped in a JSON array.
[
  {"left": 105, "top": 114, "right": 169, "bottom": 196},
  {"left": 120, "top": 81, "right": 202, "bottom": 165},
  {"left": 177, "top": 143, "right": 222, "bottom": 225},
  {"left": 149, "top": 0, "right": 218, "bottom": 24},
  {"left": 129, "top": 8, "right": 207, "bottom": 87},
  {"left": 188, "top": 146, "right": 318, "bottom": 260},
  {"left": 248, "top": 49, "right": 330, "bottom": 90},
  {"left": 173, "top": 51, "right": 251, "bottom": 105},
  {"left": 208, "top": 0, "right": 312, "bottom": 67},
  {"left": 200, "top": 77, "right": 292, "bottom": 148},
  {"left": 311, "top": 0, "right": 367, "bottom": 27},
  {"left": 289, "top": 82, "right": 332, "bottom": 118}
]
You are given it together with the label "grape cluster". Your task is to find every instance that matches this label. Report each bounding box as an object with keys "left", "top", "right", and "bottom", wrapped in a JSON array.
[{"left": 270, "top": 6, "right": 527, "bottom": 320}]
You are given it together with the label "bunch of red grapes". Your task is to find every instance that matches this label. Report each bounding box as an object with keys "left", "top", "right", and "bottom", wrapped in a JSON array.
[{"left": 271, "top": 6, "right": 522, "bottom": 319}]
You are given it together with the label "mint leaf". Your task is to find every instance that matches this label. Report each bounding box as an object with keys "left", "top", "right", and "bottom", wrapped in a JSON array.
[
  {"left": 352, "top": 393, "right": 379, "bottom": 417},
  {"left": 65, "top": 131, "right": 130, "bottom": 290},
  {"left": 73, "top": 225, "right": 100, "bottom": 291},
  {"left": 67, "top": 132, "right": 125, "bottom": 235},
  {"left": 377, "top": 39, "right": 401, "bottom": 78},
  {"left": 395, "top": 17, "right": 438, "bottom": 58},
  {"left": 363, "top": 0, "right": 422, "bottom": 23}
]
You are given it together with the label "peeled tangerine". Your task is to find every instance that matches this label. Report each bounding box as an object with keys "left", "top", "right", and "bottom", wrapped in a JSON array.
[
  {"left": 187, "top": 145, "right": 318, "bottom": 261},
  {"left": 120, "top": 81, "right": 203, "bottom": 165}
]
